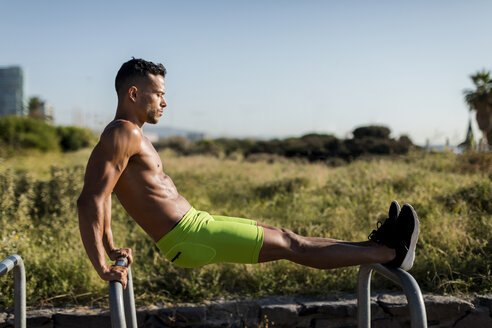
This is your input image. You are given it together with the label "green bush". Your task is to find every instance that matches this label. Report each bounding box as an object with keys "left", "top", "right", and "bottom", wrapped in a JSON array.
[
  {"left": 56, "top": 126, "right": 96, "bottom": 152},
  {"left": 441, "top": 180, "right": 491, "bottom": 214},
  {"left": 0, "top": 116, "right": 60, "bottom": 152},
  {"left": 212, "top": 138, "right": 256, "bottom": 156},
  {"left": 197, "top": 127, "right": 414, "bottom": 162},
  {"left": 153, "top": 136, "right": 196, "bottom": 154},
  {"left": 195, "top": 139, "right": 221, "bottom": 157},
  {"left": 352, "top": 125, "right": 391, "bottom": 139},
  {"left": 0, "top": 116, "right": 95, "bottom": 154}
]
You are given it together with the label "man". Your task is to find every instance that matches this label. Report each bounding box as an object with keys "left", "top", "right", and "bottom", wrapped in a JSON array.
[{"left": 77, "top": 58, "right": 419, "bottom": 289}]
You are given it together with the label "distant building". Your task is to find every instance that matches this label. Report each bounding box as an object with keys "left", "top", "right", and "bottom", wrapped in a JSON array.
[{"left": 0, "top": 66, "right": 25, "bottom": 117}]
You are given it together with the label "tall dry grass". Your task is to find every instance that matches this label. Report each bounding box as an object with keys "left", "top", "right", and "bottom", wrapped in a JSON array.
[{"left": 0, "top": 149, "right": 490, "bottom": 307}]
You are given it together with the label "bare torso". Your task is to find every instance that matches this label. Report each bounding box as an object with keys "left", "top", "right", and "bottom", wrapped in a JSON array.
[
  {"left": 109, "top": 121, "right": 191, "bottom": 242},
  {"left": 77, "top": 70, "right": 193, "bottom": 286}
]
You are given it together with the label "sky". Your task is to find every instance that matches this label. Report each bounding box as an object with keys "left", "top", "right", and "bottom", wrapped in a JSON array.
[{"left": 1, "top": 0, "right": 492, "bottom": 146}]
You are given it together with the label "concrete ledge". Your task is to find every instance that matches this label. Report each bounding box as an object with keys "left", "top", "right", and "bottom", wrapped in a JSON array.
[{"left": 0, "top": 293, "right": 491, "bottom": 327}]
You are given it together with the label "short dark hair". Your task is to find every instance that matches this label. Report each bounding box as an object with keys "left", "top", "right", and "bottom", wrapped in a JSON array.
[{"left": 115, "top": 57, "right": 167, "bottom": 96}]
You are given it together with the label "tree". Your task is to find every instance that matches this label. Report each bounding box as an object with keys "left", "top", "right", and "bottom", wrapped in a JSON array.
[
  {"left": 463, "top": 69, "right": 492, "bottom": 150},
  {"left": 27, "top": 96, "right": 45, "bottom": 120},
  {"left": 352, "top": 125, "right": 391, "bottom": 139}
]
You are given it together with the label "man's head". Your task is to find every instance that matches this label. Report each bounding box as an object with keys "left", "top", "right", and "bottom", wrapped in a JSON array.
[
  {"left": 115, "top": 58, "right": 167, "bottom": 124},
  {"left": 115, "top": 58, "right": 166, "bottom": 97}
]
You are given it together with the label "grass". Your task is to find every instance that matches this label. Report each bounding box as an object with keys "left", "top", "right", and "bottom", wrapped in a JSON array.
[{"left": 0, "top": 149, "right": 490, "bottom": 308}]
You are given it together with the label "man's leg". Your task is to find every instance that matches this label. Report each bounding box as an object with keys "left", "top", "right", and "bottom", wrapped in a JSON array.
[
  {"left": 257, "top": 201, "right": 419, "bottom": 271},
  {"left": 258, "top": 222, "right": 376, "bottom": 246},
  {"left": 257, "top": 223, "right": 396, "bottom": 269}
]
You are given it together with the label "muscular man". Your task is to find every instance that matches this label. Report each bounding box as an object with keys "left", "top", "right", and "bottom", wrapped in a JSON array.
[{"left": 77, "top": 58, "right": 419, "bottom": 288}]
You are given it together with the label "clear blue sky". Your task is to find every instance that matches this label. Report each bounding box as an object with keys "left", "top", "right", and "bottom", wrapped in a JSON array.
[{"left": 1, "top": 0, "right": 491, "bottom": 145}]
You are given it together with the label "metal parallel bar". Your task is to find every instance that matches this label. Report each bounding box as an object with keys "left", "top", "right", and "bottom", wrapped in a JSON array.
[
  {"left": 0, "top": 255, "right": 26, "bottom": 328},
  {"left": 357, "top": 264, "right": 427, "bottom": 328},
  {"left": 123, "top": 267, "right": 137, "bottom": 328},
  {"left": 109, "top": 257, "right": 137, "bottom": 328},
  {"left": 357, "top": 265, "right": 372, "bottom": 328},
  {"left": 123, "top": 266, "right": 137, "bottom": 328},
  {"left": 14, "top": 258, "right": 26, "bottom": 328},
  {"left": 109, "top": 278, "right": 126, "bottom": 328}
]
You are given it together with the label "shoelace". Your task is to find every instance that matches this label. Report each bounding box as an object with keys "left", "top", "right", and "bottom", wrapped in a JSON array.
[
  {"left": 368, "top": 220, "right": 384, "bottom": 240},
  {"left": 368, "top": 217, "right": 396, "bottom": 244}
]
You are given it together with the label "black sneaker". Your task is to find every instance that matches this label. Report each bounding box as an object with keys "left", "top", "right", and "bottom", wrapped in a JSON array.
[
  {"left": 385, "top": 204, "right": 419, "bottom": 271},
  {"left": 388, "top": 200, "right": 401, "bottom": 221},
  {"left": 368, "top": 200, "right": 401, "bottom": 246}
]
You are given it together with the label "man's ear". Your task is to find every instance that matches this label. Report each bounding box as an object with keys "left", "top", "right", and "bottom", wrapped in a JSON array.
[{"left": 128, "top": 86, "right": 138, "bottom": 102}]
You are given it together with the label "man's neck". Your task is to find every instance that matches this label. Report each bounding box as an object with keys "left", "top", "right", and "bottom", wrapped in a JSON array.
[{"left": 114, "top": 105, "right": 144, "bottom": 128}]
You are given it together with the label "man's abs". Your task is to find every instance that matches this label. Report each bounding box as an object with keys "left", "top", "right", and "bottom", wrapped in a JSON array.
[{"left": 114, "top": 160, "right": 191, "bottom": 241}]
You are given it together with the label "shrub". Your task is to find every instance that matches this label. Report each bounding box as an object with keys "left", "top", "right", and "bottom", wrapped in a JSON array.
[
  {"left": 195, "top": 139, "right": 221, "bottom": 157},
  {"left": 153, "top": 136, "right": 196, "bottom": 155},
  {"left": 56, "top": 126, "right": 96, "bottom": 152},
  {"left": 212, "top": 138, "right": 256, "bottom": 156},
  {"left": 0, "top": 116, "right": 60, "bottom": 152},
  {"left": 0, "top": 116, "right": 95, "bottom": 154},
  {"left": 441, "top": 180, "right": 492, "bottom": 214},
  {"left": 393, "top": 135, "right": 413, "bottom": 154},
  {"left": 207, "top": 128, "right": 414, "bottom": 163},
  {"left": 455, "top": 152, "right": 492, "bottom": 174},
  {"left": 352, "top": 125, "right": 391, "bottom": 139}
]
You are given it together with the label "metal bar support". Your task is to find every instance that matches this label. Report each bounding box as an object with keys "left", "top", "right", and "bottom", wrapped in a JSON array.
[
  {"left": 109, "top": 257, "right": 137, "bottom": 328},
  {"left": 357, "top": 264, "right": 427, "bottom": 328},
  {"left": 0, "top": 254, "right": 26, "bottom": 328}
]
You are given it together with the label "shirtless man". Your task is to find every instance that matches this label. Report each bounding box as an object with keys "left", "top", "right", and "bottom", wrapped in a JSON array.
[{"left": 77, "top": 58, "right": 419, "bottom": 288}]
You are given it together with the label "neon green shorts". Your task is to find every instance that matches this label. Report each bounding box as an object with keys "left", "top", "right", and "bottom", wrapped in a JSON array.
[{"left": 156, "top": 207, "right": 264, "bottom": 268}]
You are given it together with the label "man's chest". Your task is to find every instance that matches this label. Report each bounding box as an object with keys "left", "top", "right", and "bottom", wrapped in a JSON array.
[{"left": 127, "top": 137, "right": 163, "bottom": 172}]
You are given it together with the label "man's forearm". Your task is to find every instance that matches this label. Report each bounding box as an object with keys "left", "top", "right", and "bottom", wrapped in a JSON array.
[
  {"left": 102, "top": 195, "right": 115, "bottom": 255},
  {"left": 103, "top": 232, "right": 114, "bottom": 256},
  {"left": 77, "top": 197, "right": 110, "bottom": 276}
]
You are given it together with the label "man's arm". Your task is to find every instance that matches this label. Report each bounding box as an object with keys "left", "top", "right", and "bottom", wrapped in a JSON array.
[
  {"left": 77, "top": 121, "right": 140, "bottom": 288},
  {"left": 102, "top": 195, "right": 133, "bottom": 264}
]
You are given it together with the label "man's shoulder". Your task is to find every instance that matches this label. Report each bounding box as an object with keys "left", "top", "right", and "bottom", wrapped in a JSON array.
[
  {"left": 97, "top": 120, "right": 142, "bottom": 154},
  {"left": 101, "top": 120, "right": 141, "bottom": 141}
]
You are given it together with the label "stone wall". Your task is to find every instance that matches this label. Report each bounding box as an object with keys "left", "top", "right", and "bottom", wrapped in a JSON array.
[{"left": 1, "top": 293, "right": 491, "bottom": 328}]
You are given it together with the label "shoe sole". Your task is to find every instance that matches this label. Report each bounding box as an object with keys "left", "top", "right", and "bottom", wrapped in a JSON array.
[{"left": 400, "top": 204, "right": 419, "bottom": 271}]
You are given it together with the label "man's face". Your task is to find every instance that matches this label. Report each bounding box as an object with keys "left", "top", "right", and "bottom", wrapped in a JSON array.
[{"left": 136, "top": 74, "right": 167, "bottom": 124}]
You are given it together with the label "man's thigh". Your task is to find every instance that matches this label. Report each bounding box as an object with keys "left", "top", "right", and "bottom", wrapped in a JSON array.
[
  {"left": 258, "top": 225, "right": 300, "bottom": 263},
  {"left": 165, "top": 214, "right": 264, "bottom": 268},
  {"left": 211, "top": 214, "right": 257, "bottom": 225},
  {"left": 203, "top": 218, "right": 263, "bottom": 264}
]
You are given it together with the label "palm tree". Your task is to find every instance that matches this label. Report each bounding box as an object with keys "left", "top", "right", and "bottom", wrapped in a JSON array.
[{"left": 463, "top": 69, "right": 492, "bottom": 150}]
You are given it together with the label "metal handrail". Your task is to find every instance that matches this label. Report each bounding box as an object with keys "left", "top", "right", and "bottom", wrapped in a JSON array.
[
  {"left": 109, "top": 257, "right": 137, "bottom": 328},
  {"left": 0, "top": 254, "right": 26, "bottom": 328},
  {"left": 357, "top": 264, "right": 427, "bottom": 328}
]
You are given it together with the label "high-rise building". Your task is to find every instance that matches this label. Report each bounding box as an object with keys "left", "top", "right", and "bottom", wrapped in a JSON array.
[{"left": 0, "top": 66, "right": 25, "bottom": 117}]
